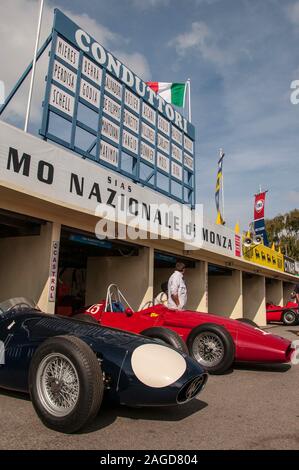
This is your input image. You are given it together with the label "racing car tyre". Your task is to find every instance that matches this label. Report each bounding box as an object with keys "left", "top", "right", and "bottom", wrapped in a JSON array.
[
  {"left": 236, "top": 318, "right": 259, "bottom": 328},
  {"left": 187, "top": 323, "right": 235, "bottom": 374},
  {"left": 29, "top": 335, "right": 104, "bottom": 433},
  {"left": 74, "top": 313, "right": 98, "bottom": 324},
  {"left": 141, "top": 327, "right": 189, "bottom": 355},
  {"left": 282, "top": 310, "right": 298, "bottom": 326}
]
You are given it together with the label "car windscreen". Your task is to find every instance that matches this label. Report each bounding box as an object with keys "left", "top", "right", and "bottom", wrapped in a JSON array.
[{"left": 0, "top": 297, "right": 36, "bottom": 315}]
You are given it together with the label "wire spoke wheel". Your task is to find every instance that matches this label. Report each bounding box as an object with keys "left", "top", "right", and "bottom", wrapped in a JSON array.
[
  {"left": 284, "top": 311, "right": 296, "bottom": 325},
  {"left": 285, "top": 312, "right": 295, "bottom": 323},
  {"left": 36, "top": 353, "right": 80, "bottom": 417},
  {"left": 29, "top": 336, "right": 104, "bottom": 433},
  {"left": 192, "top": 332, "right": 225, "bottom": 367}
]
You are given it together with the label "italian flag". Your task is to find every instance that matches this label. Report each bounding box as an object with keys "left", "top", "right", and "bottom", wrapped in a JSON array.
[{"left": 146, "top": 82, "right": 187, "bottom": 107}]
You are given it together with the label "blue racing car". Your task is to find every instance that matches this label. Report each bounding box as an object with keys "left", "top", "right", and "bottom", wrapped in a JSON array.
[{"left": 0, "top": 297, "right": 208, "bottom": 433}]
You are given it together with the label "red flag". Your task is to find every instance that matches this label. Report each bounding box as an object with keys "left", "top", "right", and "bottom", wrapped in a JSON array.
[{"left": 254, "top": 192, "right": 266, "bottom": 220}]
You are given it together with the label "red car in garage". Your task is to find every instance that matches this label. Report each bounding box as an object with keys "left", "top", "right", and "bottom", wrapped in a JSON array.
[
  {"left": 266, "top": 301, "right": 299, "bottom": 326},
  {"left": 74, "top": 285, "right": 295, "bottom": 374}
]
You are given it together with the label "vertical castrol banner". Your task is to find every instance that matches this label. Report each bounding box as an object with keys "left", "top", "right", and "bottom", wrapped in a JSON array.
[{"left": 49, "top": 241, "right": 60, "bottom": 302}]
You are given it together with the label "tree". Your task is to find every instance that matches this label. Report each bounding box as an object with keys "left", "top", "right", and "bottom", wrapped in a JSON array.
[{"left": 265, "top": 209, "right": 299, "bottom": 260}]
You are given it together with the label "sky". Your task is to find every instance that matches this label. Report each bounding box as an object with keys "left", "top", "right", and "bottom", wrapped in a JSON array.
[{"left": 0, "top": 0, "right": 298, "bottom": 230}]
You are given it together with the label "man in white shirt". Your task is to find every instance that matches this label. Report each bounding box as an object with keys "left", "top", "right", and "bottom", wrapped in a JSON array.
[{"left": 167, "top": 262, "right": 187, "bottom": 310}]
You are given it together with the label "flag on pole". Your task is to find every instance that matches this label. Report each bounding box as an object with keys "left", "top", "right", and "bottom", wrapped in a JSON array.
[
  {"left": 146, "top": 82, "right": 187, "bottom": 107},
  {"left": 253, "top": 190, "right": 269, "bottom": 246},
  {"left": 215, "top": 150, "right": 225, "bottom": 225},
  {"left": 254, "top": 191, "right": 266, "bottom": 220}
]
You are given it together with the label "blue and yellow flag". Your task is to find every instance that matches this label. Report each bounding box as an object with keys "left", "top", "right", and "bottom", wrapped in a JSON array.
[{"left": 215, "top": 150, "right": 225, "bottom": 225}]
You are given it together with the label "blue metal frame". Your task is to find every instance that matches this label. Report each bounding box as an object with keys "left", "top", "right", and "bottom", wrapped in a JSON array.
[{"left": 39, "top": 9, "right": 196, "bottom": 207}]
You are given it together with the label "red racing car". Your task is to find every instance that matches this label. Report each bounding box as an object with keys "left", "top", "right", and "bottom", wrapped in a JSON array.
[
  {"left": 75, "top": 285, "right": 295, "bottom": 374},
  {"left": 266, "top": 301, "right": 299, "bottom": 326}
]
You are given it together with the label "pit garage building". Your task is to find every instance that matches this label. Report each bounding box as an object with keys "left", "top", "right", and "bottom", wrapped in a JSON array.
[{"left": 0, "top": 121, "right": 297, "bottom": 325}]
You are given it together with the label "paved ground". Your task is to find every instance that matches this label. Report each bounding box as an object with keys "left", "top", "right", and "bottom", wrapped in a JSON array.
[{"left": 0, "top": 325, "right": 298, "bottom": 450}]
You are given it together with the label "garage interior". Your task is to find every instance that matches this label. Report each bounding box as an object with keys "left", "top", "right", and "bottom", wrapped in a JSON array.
[
  {"left": 153, "top": 251, "right": 209, "bottom": 311},
  {"left": 57, "top": 226, "right": 141, "bottom": 314},
  {"left": 283, "top": 282, "right": 296, "bottom": 305},
  {"left": 153, "top": 251, "right": 195, "bottom": 294},
  {"left": 265, "top": 278, "right": 283, "bottom": 306}
]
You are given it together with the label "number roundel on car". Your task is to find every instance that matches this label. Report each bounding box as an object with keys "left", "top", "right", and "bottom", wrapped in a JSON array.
[{"left": 86, "top": 304, "right": 103, "bottom": 315}]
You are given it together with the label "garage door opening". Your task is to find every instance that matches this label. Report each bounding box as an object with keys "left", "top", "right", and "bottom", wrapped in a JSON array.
[
  {"left": 265, "top": 278, "right": 283, "bottom": 306},
  {"left": 208, "top": 263, "right": 242, "bottom": 318},
  {"left": 0, "top": 209, "right": 49, "bottom": 304},
  {"left": 56, "top": 227, "right": 139, "bottom": 315},
  {"left": 153, "top": 251, "right": 209, "bottom": 311},
  {"left": 154, "top": 251, "right": 195, "bottom": 293},
  {"left": 283, "top": 282, "right": 296, "bottom": 305}
]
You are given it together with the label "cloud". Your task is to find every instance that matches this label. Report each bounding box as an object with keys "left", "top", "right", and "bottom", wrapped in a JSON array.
[
  {"left": 286, "top": 190, "right": 299, "bottom": 204},
  {"left": 131, "top": 0, "right": 222, "bottom": 6},
  {"left": 168, "top": 20, "right": 243, "bottom": 66},
  {"left": 129, "top": 0, "right": 170, "bottom": 9},
  {"left": 179, "top": 3, "right": 299, "bottom": 227},
  {"left": 130, "top": 0, "right": 222, "bottom": 8},
  {"left": 193, "top": 0, "right": 223, "bottom": 5},
  {"left": 0, "top": 0, "right": 151, "bottom": 128},
  {"left": 169, "top": 22, "right": 210, "bottom": 54},
  {"left": 286, "top": 1, "right": 299, "bottom": 25},
  {"left": 114, "top": 52, "right": 151, "bottom": 80}
]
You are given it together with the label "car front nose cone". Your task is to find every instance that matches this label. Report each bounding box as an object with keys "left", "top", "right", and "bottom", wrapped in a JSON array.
[
  {"left": 131, "top": 343, "right": 186, "bottom": 388},
  {"left": 177, "top": 373, "right": 208, "bottom": 403}
]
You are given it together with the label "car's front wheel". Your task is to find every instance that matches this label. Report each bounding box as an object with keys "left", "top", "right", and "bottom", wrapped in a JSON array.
[
  {"left": 187, "top": 323, "right": 235, "bottom": 374},
  {"left": 282, "top": 310, "right": 298, "bottom": 326},
  {"left": 29, "top": 335, "right": 104, "bottom": 433},
  {"left": 141, "top": 327, "right": 188, "bottom": 355}
]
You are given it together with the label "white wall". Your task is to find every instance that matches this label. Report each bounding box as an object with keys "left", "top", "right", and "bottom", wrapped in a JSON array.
[
  {"left": 86, "top": 246, "right": 154, "bottom": 310},
  {"left": 265, "top": 279, "right": 283, "bottom": 305},
  {"left": 243, "top": 274, "right": 266, "bottom": 325},
  {"left": 208, "top": 269, "right": 243, "bottom": 318},
  {"left": 0, "top": 222, "right": 61, "bottom": 313},
  {"left": 186, "top": 261, "right": 208, "bottom": 312}
]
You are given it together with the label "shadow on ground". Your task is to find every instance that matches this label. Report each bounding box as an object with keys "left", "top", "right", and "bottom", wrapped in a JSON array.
[
  {"left": 0, "top": 388, "right": 30, "bottom": 401},
  {"left": 287, "top": 330, "right": 299, "bottom": 337},
  {"left": 80, "top": 398, "right": 208, "bottom": 434},
  {"left": 234, "top": 363, "right": 291, "bottom": 373},
  {"left": 0, "top": 387, "right": 208, "bottom": 436}
]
